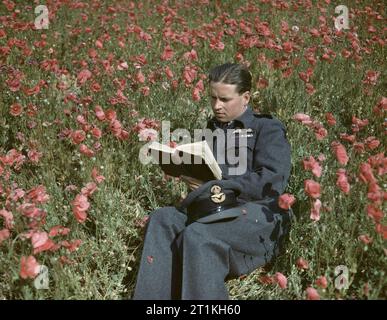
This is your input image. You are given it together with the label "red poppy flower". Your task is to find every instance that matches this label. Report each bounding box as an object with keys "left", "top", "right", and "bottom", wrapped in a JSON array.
[
  {"left": 77, "top": 69, "right": 92, "bottom": 85},
  {"left": 352, "top": 116, "right": 369, "bottom": 132},
  {"left": 90, "top": 127, "right": 102, "bottom": 140},
  {"left": 31, "top": 231, "right": 48, "bottom": 248},
  {"left": 340, "top": 133, "right": 356, "bottom": 144},
  {"left": 0, "top": 209, "right": 14, "bottom": 229},
  {"left": 27, "top": 185, "right": 49, "bottom": 204},
  {"left": 72, "top": 194, "right": 90, "bottom": 223},
  {"left": 372, "top": 97, "right": 386, "bottom": 116},
  {"left": 296, "top": 257, "right": 309, "bottom": 270},
  {"left": 304, "top": 180, "right": 321, "bottom": 198},
  {"left": 94, "top": 105, "right": 105, "bottom": 121},
  {"left": 359, "top": 163, "right": 376, "bottom": 184},
  {"left": 325, "top": 113, "right": 336, "bottom": 126},
  {"left": 23, "top": 84, "right": 41, "bottom": 96},
  {"left": 305, "top": 83, "right": 316, "bottom": 95},
  {"left": 366, "top": 205, "right": 383, "bottom": 223},
  {"left": 183, "top": 65, "right": 197, "bottom": 86},
  {"left": 336, "top": 169, "right": 350, "bottom": 194},
  {"left": 278, "top": 193, "right": 296, "bottom": 210},
  {"left": 258, "top": 275, "right": 274, "bottom": 285},
  {"left": 293, "top": 113, "right": 312, "bottom": 125},
  {"left": 362, "top": 70, "right": 380, "bottom": 86},
  {"left": 81, "top": 182, "right": 98, "bottom": 197},
  {"left": 161, "top": 45, "right": 174, "bottom": 61},
  {"left": 28, "top": 149, "right": 43, "bottom": 163},
  {"left": 315, "top": 276, "right": 328, "bottom": 289},
  {"left": 192, "top": 87, "right": 201, "bottom": 101},
  {"left": 313, "top": 126, "right": 327, "bottom": 140},
  {"left": 49, "top": 225, "right": 71, "bottom": 237},
  {"left": 375, "top": 224, "right": 387, "bottom": 240},
  {"left": 60, "top": 239, "right": 82, "bottom": 252},
  {"left": 306, "top": 287, "right": 320, "bottom": 300},
  {"left": 183, "top": 49, "right": 198, "bottom": 61},
  {"left": 79, "top": 144, "right": 95, "bottom": 157},
  {"left": 367, "top": 182, "right": 383, "bottom": 204},
  {"left": 310, "top": 199, "right": 322, "bottom": 221},
  {"left": 9, "top": 103, "right": 23, "bottom": 116},
  {"left": 17, "top": 203, "right": 45, "bottom": 219},
  {"left": 135, "top": 70, "right": 145, "bottom": 84},
  {"left": 358, "top": 235, "right": 373, "bottom": 244},
  {"left": 331, "top": 141, "right": 349, "bottom": 166},
  {"left": 274, "top": 272, "right": 287, "bottom": 289},
  {"left": 256, "top": 77, "right": 269, "bottom": 89},
  {"left": 92, "top": 167, "right": 105, "bottom": 184},
  {"left": 0, "top": 228, "right": 10, "bottom": 244},
  {"left": 364, "top": 137, "right": 380, "bottom": 150},
  {"left": 71, "top": 130, "right": 86, "bottom": 145},
  {"left": 164, "top": 66, "right": 174, "bottom": 79},
  {"left": 341, "top": 49, "right": 351, "bottom": 58},
  {"left": 7, "top": 78, "right": 21, "bottom": 92},
  {"left": 303, "top": 156, "right": 322, "bottom": 178},
  {"left": 95, "top": 39, "right": 103, "bottom": 49},
  {"left": 140, "top": 86, "right": 150, "bottom": 96},
  {"left": 20, "top": 256, "right": 40, "bottom": 279}
]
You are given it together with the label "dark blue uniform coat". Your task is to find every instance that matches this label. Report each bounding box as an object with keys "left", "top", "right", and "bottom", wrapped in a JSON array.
[{"left": 133, "top": 107, "right": 292, "bottom": 300}]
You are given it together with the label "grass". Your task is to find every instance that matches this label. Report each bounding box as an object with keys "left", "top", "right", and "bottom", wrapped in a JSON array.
[{"left": 0, "top": 0, "right": 385, "bottom": 300}]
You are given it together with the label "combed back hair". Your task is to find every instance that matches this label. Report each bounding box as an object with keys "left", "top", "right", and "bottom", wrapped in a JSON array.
[{"left": 208, "top": 63, "right": 252, "bottom": 94}]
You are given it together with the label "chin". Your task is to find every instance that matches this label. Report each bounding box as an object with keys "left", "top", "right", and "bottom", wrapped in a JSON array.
[{"left": 215, "top": 115, "right": 228, "bottom": 122}]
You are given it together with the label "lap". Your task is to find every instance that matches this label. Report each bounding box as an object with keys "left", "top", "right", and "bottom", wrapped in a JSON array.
[
  {"left": 184, "top": 202, "right": 289, "bottom": 255},
  {"left": 147, "top": 201, "right": 291, "bottom": 257}
]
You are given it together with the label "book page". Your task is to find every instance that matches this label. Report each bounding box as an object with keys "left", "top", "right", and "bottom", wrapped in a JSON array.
[
  {"left": 176, "top": 141, "right": 222, "bottom": 180},
  {"left": 148, "top": 140, "right": 222, "bottom": 180},
  {"left": 175, "top": 141, "right": 206, "bottom": 155},
  {"left": 148, "top": 141, "right": 175, "bottom": 154},
  {"left": 202, "top": 142, "right": 222, "bottom": 180}
]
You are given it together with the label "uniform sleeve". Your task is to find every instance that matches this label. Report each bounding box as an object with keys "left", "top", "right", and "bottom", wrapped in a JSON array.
[{"left": 222, "top": 119, "right": 292, "bottom": 201}]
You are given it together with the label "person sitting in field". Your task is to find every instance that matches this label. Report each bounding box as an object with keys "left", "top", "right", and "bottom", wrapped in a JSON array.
[{"left": 133, "top": 63, "right": 293, "bottom": 300}]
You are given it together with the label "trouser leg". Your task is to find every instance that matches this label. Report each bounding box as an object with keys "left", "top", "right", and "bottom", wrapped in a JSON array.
[
  {"left": 177, "top": 225, "right": 230, "bottom": 299},
  {"left": 132, "top": 206, "right": 186, "bottom": 300},
  {"left": 178, "top": 202, "right": 291, "bottom": 300},
  {"left": 133, "top": 202, "right": 292, "bottom": 300}
]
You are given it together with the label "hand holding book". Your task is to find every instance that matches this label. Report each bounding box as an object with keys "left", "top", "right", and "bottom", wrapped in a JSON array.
[
  {"left": 180, "top": 175, "right": 204, "bottom": 191},
  {"left": 147, "top": 140, "right": 222, "bottom": 182}
]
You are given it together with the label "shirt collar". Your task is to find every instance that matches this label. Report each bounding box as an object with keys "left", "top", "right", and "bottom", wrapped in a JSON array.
[
  {"left": 234, "top": 106, "right": 255, "bottom": 128},
  {"left": 208, "top": 106, "right": 255, "bottom": 129}
]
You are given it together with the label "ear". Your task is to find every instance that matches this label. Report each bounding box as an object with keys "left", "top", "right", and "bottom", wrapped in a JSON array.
[{"left": 241, "top": 91, "right": 250, "bottom": 105}]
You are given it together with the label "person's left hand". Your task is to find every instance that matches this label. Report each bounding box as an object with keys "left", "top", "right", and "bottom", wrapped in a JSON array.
[{"left": 180, "top": 175, "right": 204, "bottom": 191}]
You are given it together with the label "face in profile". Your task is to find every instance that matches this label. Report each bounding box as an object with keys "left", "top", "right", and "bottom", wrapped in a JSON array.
[{"left": 209, "top": 82, "right": 250, "bottom": 123}]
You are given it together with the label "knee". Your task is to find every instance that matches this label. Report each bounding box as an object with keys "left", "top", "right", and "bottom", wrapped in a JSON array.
[{"left": 182, "top": 223, "right": 214, "bottom": 249}]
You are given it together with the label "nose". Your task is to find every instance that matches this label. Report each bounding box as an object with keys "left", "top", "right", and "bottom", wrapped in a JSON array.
[{"left": 213, "top": 98, "right": 223, "bottom": 111}]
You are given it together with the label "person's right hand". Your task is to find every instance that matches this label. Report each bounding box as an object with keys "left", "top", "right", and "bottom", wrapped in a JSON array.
[{"left": 180, "top": 175, "right": 204, "bottom": 191}]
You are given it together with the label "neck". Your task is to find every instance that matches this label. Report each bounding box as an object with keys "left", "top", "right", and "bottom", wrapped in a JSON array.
[{"left": 235, "top": 105, "right": 248, "bottom": 118}]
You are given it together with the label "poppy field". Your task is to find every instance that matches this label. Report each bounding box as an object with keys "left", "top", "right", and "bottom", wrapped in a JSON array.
[{"left": 0, "top": 0, "right": 386, "bottom": 299}]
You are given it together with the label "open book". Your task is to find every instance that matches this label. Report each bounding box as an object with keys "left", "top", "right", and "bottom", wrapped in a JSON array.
[{"left": 147, "top": 140, "right": 222, "bottom": 181}]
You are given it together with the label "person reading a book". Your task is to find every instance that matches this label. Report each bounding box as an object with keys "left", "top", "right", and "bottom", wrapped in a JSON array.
[{"left": 133, "top": 63, "right": 293, "bottom": 299}]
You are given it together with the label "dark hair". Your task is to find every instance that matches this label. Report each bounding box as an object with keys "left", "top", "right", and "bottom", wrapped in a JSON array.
[{"left": 208, "top": 63, "right": 252, "bottom": 94}]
